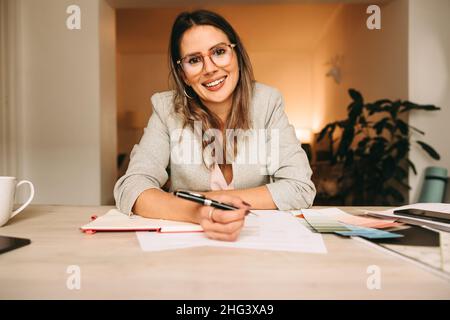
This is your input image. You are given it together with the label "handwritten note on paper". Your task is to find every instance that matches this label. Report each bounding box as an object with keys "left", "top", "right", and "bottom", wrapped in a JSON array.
[{"left": 136, "top": 210, "right": 327, "bottom": 254}]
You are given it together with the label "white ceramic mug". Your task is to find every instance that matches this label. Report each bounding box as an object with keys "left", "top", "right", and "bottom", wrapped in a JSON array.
[{"left": 0, "top": 176, "right": 35, "bottom": 227}]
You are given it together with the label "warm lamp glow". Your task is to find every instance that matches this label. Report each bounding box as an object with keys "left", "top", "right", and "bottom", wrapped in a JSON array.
[{"left": 295, "top": 128, "right": 313, "bottom": 144}]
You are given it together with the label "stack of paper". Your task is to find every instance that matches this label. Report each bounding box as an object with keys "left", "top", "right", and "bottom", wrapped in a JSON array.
[
  {"left": 299, "top": 208, "right": 400, "bottom": 229},
  {"left": 136, "top": 210, "right": 327, "bottom": 254},
  {"left": 300, "top": 210, "right": 351, "bottom": 233},
  {"left": 299, "top": 208, "right": 403, "bottom": 239}
]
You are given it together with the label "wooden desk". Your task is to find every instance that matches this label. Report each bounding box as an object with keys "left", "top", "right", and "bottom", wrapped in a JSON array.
[{"left": 0, "top": 205, "right": 449, "bottom": 299}]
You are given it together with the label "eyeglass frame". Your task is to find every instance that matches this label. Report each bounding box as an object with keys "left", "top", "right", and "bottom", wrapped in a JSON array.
[{"left": 176, "top": 43, "right": 237, "bottom": 74}]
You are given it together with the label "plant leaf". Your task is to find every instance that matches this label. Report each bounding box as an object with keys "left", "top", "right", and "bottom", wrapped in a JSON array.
[
  {"left": 336, "top": 120, "right": 348, "bottom": 128},
  {"left": 337, "top": 126, "right": 355, "bottom": 158},
  {"left": 395, "top": 139, "right": 410, "bottom": 160},
  {"left": 374, "top": 99, "right": 392, "bottom": 106},
  {"left": 394, "top": 166, "right": 408, "bottom": 181},
  {"left": 348, "top": 89, "right": 363, "bottom": 104},
  {"left": 393, "top": 176, "right": 412, "bottom": 190},
  {"left": 396, "top": 119, "right": 409, "bottom": 135},
  {"left": 317, "top": 123, "right": 335, "bottom": 142},
  {"left": 383, "top": 186, "right": 405, "bottom": 204},
  {"left": 388, "top": 100, "right": 401, "bottom": 118},
  {"left": 416, "top": 140, "right": 441, "bottom": 160},
  {"left": 407, "top": 159, "right": 417, "bottom": 175},
  {"left": 373, "top": 117, "right": 390, "bottom": 135},
  {"left": 408, "top": 125, "right": 425, "bottom": 135},
  {"left": 400, "top": 101, "right": 441, "bottom": 113},
  {"left": 382, "top": 156, "right": 396, "bottom": 179},
  {"left": 349, "top": 102, "right": 363, "bottom": 122}
]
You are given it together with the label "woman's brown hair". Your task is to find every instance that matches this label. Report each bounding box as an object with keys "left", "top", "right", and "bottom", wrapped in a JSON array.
[{"left": 168, "top": 10, "right": 255, "bottom": 168}]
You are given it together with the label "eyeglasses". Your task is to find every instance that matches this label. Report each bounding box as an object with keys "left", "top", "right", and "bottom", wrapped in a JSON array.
[{"left": 177, "top": 43, "right": 236, "bottom": 76}]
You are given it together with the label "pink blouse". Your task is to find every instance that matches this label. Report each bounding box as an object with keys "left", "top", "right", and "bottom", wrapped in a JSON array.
[{"left": 210, "top": 163, "right": 234, "bottom": 190}]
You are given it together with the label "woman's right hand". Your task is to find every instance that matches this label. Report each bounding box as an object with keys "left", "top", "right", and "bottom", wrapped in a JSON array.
[{"left": 197, "top": 194, "right": 251, "bottom": 242}]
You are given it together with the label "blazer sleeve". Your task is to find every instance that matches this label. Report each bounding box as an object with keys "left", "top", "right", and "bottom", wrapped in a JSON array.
[
  {"left": 264, "top": 89, "right": 316, "bottom": 210},
  {"left": 113, "top": 93, "right": 170, "bottom": 215}
]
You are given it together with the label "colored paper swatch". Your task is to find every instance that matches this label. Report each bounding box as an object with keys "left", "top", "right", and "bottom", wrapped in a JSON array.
[
  {"left": 335, "top": 225, "right": 404, "bottom": 239},
  {"left": 302, "top": 211, "right": 352, "bottom": 233},
  {"left": 301, "top": 208, "right": 402, "bottom": 229},
  {"left": 295, "top": 216, "right": 316, "bottom": 232}
]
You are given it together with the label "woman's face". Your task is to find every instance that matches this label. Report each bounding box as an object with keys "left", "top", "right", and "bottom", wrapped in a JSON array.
[{"left": 179, "top": 25, "right": 239, "bottom": 106}]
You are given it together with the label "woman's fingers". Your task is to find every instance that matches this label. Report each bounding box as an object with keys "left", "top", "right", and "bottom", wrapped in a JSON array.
[
  {"left": 200, "top": 210, "right": 246, "bottom": 242},
  {"left": 201, "top": 208, "right": 248, "bottom": 224},
  {"left": 209, "top": 194, "right": 251, "bottom": 210},
  {"left": 201, "top": 218, "right": 244, "bottom": 235},
  {"left": 197, "top": 194, "right": 250, "bottom": 242}
]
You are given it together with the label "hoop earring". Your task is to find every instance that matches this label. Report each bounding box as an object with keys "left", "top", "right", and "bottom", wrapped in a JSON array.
[{"left": 183, "top": 87, "right": 194, "bottom": 99}]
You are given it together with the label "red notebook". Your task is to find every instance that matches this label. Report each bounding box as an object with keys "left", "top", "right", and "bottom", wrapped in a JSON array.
[{"left": 80, "top": 209, "right": 203, "bottom": 234}]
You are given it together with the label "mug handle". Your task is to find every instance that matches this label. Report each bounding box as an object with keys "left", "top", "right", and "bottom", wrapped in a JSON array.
[{"left": 11, "top": 180, "right": 35, "bottom": 218}]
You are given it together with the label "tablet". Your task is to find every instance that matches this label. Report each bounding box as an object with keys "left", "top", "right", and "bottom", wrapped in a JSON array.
[
  {"left": 0, "top": 235, "right": 31, "bottom": 255},
  {"left": 394, "top": 208, "right": 450, "bottom": 224}
]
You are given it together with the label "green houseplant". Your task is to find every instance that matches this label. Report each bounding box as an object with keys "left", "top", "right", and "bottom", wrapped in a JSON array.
[{"left": 317, "top": 89, "right": 441, "bottom": 206}]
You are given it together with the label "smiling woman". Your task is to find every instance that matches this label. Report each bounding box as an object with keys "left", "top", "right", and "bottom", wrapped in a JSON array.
[
  {"left": 113, "top": 10, "right": 316, "bottom": 242},
  {"left": 170, "top": 11, "right": 254, "bottom": 149}
]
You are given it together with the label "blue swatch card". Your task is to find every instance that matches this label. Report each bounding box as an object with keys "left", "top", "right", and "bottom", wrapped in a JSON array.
[{"left": 335, "top": 225, "right": 403, "bottom": 239}]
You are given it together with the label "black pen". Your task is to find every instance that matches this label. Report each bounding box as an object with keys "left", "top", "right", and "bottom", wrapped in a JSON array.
[{"left": 173, "top": 190, "right": 257, "bottom": 215}]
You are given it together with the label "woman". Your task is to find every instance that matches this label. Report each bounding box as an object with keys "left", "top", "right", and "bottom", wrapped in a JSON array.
[{"left": 114, "top": 10, "right": 315, "bottom": 241}]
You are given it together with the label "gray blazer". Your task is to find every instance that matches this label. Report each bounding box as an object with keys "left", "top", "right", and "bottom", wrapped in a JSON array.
[{"left": 114, "top": 82, "right": 316, "bottom": 215}]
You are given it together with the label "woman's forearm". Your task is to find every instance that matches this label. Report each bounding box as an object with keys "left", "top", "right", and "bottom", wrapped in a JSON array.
[
  {"left": 133, "top": 185, "right": 276, "bottom": 224},
  {"left": 204, "top": 185, "right": 277, "bottom": 209},
  {"left": 132, "top": 188, "right": 202, "bottom": 224}
]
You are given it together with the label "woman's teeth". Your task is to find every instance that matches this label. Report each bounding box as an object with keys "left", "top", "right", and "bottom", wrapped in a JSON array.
[{"left": 204, "top": 77, "right": 225, "bottom": 87}]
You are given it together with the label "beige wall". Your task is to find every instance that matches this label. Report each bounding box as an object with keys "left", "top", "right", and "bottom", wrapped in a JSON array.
[
  {"left": 312, "top": 1, "right": 409, "bottom": 131},
  {"left": 408, "top": 0, "right": 450, "bottom": 202},
  {"left": 0, "top": 0, "right": 17, "bottom": 176},
  {"left": 14, "top": 0, "right": 116, "bottom": 205},
  {"left": 100, "top": 0, "right": 118, "bottom": 204}
]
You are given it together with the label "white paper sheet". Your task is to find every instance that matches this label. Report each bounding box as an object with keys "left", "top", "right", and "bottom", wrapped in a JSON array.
[{"left": 136, "top": 210, "right": 327, "bottom": 254}]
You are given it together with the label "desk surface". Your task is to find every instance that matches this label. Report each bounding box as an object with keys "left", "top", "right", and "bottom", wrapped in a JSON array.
[{"left": 0, "top": 205, "right": 449, "bottom": 299}]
